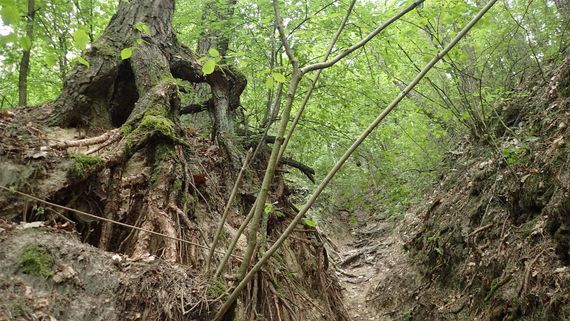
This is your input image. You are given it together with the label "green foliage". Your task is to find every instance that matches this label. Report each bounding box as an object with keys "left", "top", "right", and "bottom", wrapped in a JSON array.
[
  {"left": 3, "top": 0, "right": 569, "bottom": 227},
  {"left": 202, "top": 59, "right": 216, "bottom": 75},
  {"left": 502, "top": 146, "right": 522, "bottom": 165},
  {"left": 73, "top": 29, "right": 90, "bottom": 51},
  {"left": 0, "top": 0, "right": 118, "bottom": 107},
  {"left": 208, "top": 277, "right": 227, "bottom": 299},
  {"left": 19, "top": 36, "right": 32, "bottom": 51},
  {"left": 200, "top": 48, "right": 221, "bottom": 75},
  {"left": 20, "top": 245, "right": 55, "bottom": 279},
  {"left": 75, "top": 56, "right": 90, "bottom": 68},
  {"left": 272, "top": 72, "right": 286, "bottom": 83},
  {"left": 134, "top": 21, "right": 150, "bottom": 35},
  {"left": 263, "top": 202, "right": 273, "bottom": 214},
  {"left": 120, "top": 47, "right": 133, "bottom": 60},
  {"left": 303, "top": 217, "right": 317, "bottom": 228},
  {"left": 0, "top": 5, "right": 19, "bottom": 25}
]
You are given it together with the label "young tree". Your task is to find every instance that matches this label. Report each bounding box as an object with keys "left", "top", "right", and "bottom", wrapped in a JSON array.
[{"left": 18, "top": 0, "right": 35, "bottom": 106}]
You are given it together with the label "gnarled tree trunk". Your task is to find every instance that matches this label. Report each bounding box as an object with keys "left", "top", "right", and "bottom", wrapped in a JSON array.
[
  {"left": 0, "top": 1, "right": 348, "bottom": 320},
  {"left": 42, "top": 0, "right": 246, "bottom": 262}
]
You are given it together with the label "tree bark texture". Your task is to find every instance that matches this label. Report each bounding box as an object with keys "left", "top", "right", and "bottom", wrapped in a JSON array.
[{"left": 18, "top": 0, "right": 35, "bottom": 107}]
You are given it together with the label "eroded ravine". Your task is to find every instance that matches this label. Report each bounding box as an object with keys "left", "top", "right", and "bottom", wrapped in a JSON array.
[{"left": 324, "top": 216, "right": 411, "bottom": 321}]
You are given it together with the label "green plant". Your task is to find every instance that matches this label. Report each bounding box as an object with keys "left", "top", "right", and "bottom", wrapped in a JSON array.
[
  {"left": 20, "top": 244, "right": 54, "bottom": 279},
  {"left": 207, "top": 278, "right": 227, "bottom": 299},
  {"left": 68, "top": 153, "right": 103, "bottom": 179}
]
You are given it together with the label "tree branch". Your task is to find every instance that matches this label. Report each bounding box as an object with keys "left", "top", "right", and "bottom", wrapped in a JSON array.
[
  {"left": 277, "top": 0, "right": 357, "bottom": 162},
  {"left": 301, "top": 0, "right": 425, "bottom": 74},
  {"left": 214, "top": 0, "right": 499, "bottom": 318}
]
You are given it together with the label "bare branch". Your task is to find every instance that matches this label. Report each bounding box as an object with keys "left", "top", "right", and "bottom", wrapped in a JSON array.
[
  {"left": 301, "top": 0, "right": 425, "bottom": 74},
  {"left": 214, "top": 0, "right": 499, "bottom": 318},
  {"left": 272, "top": 0, "right": 299, "bottom": 70},
  {"left": 278, "top": 0, "right": 357, "bottom": 162}
]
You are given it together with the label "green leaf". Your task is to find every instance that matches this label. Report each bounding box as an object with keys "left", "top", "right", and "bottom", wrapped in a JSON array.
[
  {"left": 134, "top": 22, "right": 150, "bottom": 35},
  {"left": 202, "top": 59, "right": 216, "bottom": 75},
  {"left": 19, "top": 36, "right": 32, "bottom": 51},
  {"left": 272, "top": 72, "right": 286, "bottom": 83},
  {"left": 0, "top": 33, "right": 17, "bottom": 45},
  {"left": 261, "top": 17, "right": 272, "bottom": 25},
  {"left": 1, "top": 6, "right": 19, "bottom": 25},
  {"left": 303, "top": 217, "right": 317, "bottom": 228},
  {"left": 120, "top": 47, "right": 133, "bottom": 60},
  {"left": 45, "top": 53, "right": 58, "bottom": 67},
  {"left": 525, "top": 136, "right": 539, "bottom": 142},
  {"left": 76, "top": 56, "right": 90, "bottom": 68},
  {"left": 208, "top": 48, "right": 220, "bottom": 57},
  {"left": 73, "top": 29, "right": 90, "bottom": 51},
  {"left": 264, "top": 202, "right": 273, "bottom": 214},
  {"left": 265, "top": 76, "right": 274, "bottom": 89}
]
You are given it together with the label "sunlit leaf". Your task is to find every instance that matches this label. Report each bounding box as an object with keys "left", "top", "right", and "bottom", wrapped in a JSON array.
[
  {"left": 303, "top": 218, "right": 316, "bottom": 228},
  {"left": 0, "top": 33, "right": 17, "bottom": 45},
  {"left": 76, "top": 56, "right": 90, "bottom": 68},
  {"left": 264, "top": 202, "right": 273, "bottom": 214},
  {"left": 45, "top": 53, "right": 58, "bottom": 67},
  {"left": 134, "top": 21, "right": 150, "bottom": 35},
  {"left": 19, "top": 36, "right": 32, "bottom": 51},
  {"left": 0, "top": 6, "right": 19, "bottom": 25},
  {"left": 208, "top": 48, "right": 220, "bottom": 57},
  {"left": 73, "top": 29, "right": 90, "bottom": 51},
  {"left": 272, "top": 72, "right": 286, "bottom": 83},
  {"left": 202, "top": 59, "right": 216, "bottom": 75},
  {"left": 265, "top": 76, "right": 274, "bottom": 89},
  {"left": 120, "top": 47, "right": 133, "bottom": 60}
]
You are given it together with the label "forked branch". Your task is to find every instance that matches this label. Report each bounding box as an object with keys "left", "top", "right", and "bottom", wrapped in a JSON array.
[{"left": 214, "top": 0, "right": 499, "bottom": 318}]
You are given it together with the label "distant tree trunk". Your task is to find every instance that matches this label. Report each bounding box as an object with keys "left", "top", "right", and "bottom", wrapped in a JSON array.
[
  {"left": 18, "top": 0, "right": 35, "bottom": 106},
  {"left": 196, "top": 0, "right": 242, "bottom": 136},
  {"left": 192, "top": 0, "right": 245, "bottom": 172}
]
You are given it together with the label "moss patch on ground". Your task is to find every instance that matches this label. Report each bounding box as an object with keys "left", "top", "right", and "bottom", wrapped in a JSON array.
[{"left": 20, "top": 245, "right": 54, "bottom": 279}]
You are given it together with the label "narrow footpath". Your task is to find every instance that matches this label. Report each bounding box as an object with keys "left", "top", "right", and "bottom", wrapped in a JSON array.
[{"left": 324, "top": 217, "right": 411, "bottom": 321}]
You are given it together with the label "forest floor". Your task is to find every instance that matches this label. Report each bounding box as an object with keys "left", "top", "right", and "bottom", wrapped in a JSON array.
[{"left": 326, "top": 213, "right": 410, "bottom": 321}]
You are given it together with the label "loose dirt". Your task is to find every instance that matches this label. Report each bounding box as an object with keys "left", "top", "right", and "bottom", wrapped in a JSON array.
[{"left": 325, "top": 215, "right": 412, "bottom": 321}]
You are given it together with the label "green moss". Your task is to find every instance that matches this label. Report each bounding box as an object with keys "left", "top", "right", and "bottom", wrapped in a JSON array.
[
  {"left": 93, "top": 43, "right": 119, "bottom": 58},
  {"left": 68, "top": 153, "right": 103, "bottom": 179},
  {"left": 173, "top": 178, "right": 182, "bottom": 191},
  {"left": 20, "top": 245, "right": 54, "bottom": 279},
  {"left": 140, "top": 114, "right": 175, "bottom": 137},
  {"left": 122, "top": 106, "right": 177, "bottom": 156},
  {"left": 120, "top": 123, "right": 134, "bottom": 136},
  {"left": 208, "top": 278, "right": 227, "bottom": 299}
]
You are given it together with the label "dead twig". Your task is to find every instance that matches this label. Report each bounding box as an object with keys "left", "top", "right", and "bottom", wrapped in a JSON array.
[
  {"left": 49, "top": 129, "right": 119, "bottom": 149},
  {"left": 518, "top": 248, "right": 547, "bottom": 296},
  {"left": 468, "top": 223, "right": 493, "bottom": 237}
]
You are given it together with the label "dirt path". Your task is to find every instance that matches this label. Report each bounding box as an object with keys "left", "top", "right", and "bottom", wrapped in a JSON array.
[{"left": 326, "top": 219, "right": 409, "bottom": 321}]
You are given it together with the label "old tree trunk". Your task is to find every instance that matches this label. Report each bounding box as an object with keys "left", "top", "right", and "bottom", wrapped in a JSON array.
[
  {"left": 44, "top": 0, "right": 246, "bottom": 262},
  {"left": 0, "top": 0, "right": 347, "bottom": 320}
]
